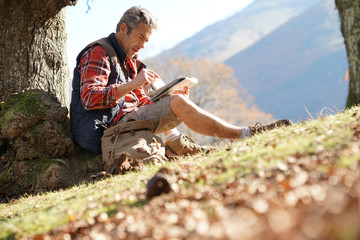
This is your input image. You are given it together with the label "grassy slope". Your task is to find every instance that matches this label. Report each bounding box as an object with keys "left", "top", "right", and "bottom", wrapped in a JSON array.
[{"left": 0, "top": 106, "right": 359, "bottom": 239}]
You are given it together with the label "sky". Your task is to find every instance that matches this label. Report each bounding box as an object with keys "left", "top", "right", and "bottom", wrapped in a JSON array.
[{"left": 66, "top": 0, "right": 255, "bottom": 71}]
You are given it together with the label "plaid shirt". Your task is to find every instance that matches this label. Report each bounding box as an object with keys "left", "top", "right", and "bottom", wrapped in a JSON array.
[{"left": 79, "top": 45, "right": 151, "bottom": 126}]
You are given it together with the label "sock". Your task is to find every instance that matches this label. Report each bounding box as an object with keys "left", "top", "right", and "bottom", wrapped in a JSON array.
[
  {"left": 165, "top": 129, "right": 181, "bottom": 142},
  {"left": 240, "top": 126, "right": 252, "bottom": 139}
]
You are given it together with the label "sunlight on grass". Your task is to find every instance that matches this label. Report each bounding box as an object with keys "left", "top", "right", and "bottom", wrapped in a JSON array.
[{"left": 0, "top": 105, "right": 359, "bottom": 239}]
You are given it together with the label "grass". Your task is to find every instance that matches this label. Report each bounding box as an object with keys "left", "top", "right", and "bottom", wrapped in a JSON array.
[
  {"left": 0, "top": 91, "right": 48, "bottom": 129},
  {"left": 0, "top": 105, "right": 359, "bottom": 239}
]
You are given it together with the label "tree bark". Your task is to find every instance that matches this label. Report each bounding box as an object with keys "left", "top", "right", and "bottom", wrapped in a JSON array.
[
  {"left": 335, "top": 0, "right": 360, "bottom": 107},
  {"left": 0, "top": 0, "right": 76, "bottom": 107}
]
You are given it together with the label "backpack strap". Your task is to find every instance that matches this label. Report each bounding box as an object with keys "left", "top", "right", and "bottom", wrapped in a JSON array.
[{"left": 85, "top": 38, "right": 129, "bottom": 79}]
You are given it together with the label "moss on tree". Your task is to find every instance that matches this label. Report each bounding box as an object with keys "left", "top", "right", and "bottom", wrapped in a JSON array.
[{"left": 0, "top": 90, "right": 101, "bottom": 201}]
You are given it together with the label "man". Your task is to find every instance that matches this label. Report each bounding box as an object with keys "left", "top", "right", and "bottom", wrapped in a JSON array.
[{"left": 70, "top": 6, "right": 292, "bottom": 157}]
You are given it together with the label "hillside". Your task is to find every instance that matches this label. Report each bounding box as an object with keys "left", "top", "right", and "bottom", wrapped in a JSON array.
[
  {"left": 1, "top": 105, "right": 360, "bottom": 239},
  {"left": 154, "top": 0, "right": 348, "bottom": 122},
  {"left": 160, "top": 0, "right": 323, "bottom": 62},
  {"left": 225, "top": 0, "right": 348, "bottom": 121}
]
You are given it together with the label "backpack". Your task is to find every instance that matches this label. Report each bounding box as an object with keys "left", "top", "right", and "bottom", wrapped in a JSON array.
[{"left": 101, "top": 119, "right": 167, "bottom": 172}]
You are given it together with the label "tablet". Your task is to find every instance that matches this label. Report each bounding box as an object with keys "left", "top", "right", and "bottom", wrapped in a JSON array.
[{"left": 149, "top": 77, "right": 198, "bottom": 102}]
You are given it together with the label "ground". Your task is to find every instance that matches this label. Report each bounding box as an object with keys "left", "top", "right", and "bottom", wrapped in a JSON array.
[{"left": 0, "top": 105, "right": 359, "bottom": 240}]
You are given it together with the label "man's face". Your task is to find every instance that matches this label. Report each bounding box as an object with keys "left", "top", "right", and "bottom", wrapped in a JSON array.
[{"left": 117, "top": 23, "right": 152, "bottom": 58}]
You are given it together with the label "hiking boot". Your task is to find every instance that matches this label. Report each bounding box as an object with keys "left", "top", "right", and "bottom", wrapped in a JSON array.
[
  {"left": 165, "top": 134, "right": 203, "bottom": 158},
  {"left": 249, "top": 119, "right": 293, "bottom": 135}
]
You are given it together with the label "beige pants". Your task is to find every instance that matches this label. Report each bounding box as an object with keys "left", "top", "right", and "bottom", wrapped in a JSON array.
[{"left": 118, "top": 96, "right": 182, "bottom": 134}]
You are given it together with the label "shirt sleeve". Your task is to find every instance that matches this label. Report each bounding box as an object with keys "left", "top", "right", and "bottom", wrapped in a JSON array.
[{"left": 79, "top": 46, "right": 120, "bottom": 110}]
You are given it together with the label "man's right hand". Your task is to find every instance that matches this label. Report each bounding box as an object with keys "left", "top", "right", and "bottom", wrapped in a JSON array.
[
  {"left": 116, "top": 68, "right": 159, "bottom": 100},
  {"left": 133, "top": 69, "right": 159, "bottom": 88}
]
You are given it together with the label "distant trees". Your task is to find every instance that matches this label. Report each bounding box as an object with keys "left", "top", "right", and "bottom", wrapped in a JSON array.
[
  {"left": 335, "top": 0, "right": 360, "bottom": 107},
  {"left": 147, "top": 55, "right": 273, "bottom": 144}
]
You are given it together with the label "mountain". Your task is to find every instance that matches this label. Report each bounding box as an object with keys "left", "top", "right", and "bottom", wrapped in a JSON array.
[
  {"left": 225, "top": 0, "right": 348, "bottom": 121},
  {"left": 161, "top": 0, "right": 323, "bottom": 61},
  {"left": 153, "top": 0, "right": 348, "bottom": 121}
]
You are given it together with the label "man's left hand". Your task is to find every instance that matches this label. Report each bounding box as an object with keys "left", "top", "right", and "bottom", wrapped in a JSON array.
[{"left": 173, "top": 86, "right": 190, "bottom": 97}]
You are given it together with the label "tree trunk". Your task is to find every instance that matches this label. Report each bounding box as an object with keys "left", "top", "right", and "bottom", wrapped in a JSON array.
[
  {"left": 335, "top": 0, "right": 360, "bottom": 107},
  {"left": 0, "top": 0, "right": 76, "bottom": 107}
]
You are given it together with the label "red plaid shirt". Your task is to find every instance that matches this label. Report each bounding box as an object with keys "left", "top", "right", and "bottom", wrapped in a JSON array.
[{"left": 79, "top": 45, "right": 151, "bottom": 126}]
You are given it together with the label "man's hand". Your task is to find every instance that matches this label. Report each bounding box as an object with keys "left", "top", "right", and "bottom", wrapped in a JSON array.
[
  {"left": 116, "top": 68, "right": 159, "bottom": 100},
  {"left": 151, "top": 77, "right": 166, "bottom": 89},
  {"left": 173, "top": 86, "right": 190, "bottom": 97},
  {"left": 133, "top": 69, "right": 159, "bottom": 88}
]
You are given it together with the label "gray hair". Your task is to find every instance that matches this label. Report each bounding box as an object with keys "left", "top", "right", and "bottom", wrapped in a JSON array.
[{"left": 116, "top": 6, "right": 158, "bottom": 33}]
